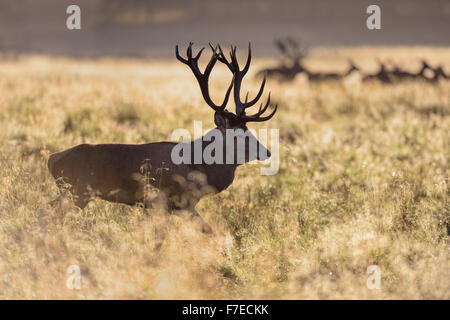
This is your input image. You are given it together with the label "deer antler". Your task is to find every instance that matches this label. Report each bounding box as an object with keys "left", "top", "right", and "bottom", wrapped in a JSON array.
[
  {"left": 177, "top": 43, "right": 277, "bottom": 123},
  {"left": 176, "top": 42, "right": 233, "bottom": 113},
  {"left": 214, "top": 43, "right": 277, "bottom": 122}
]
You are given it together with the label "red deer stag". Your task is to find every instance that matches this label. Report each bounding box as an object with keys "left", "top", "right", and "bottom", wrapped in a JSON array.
[
  {"left": 256, "top": 37, "right": 308, "bottom": 81},
  {"left": 48, "top": 43, "right": 277, "bottom": 236}
]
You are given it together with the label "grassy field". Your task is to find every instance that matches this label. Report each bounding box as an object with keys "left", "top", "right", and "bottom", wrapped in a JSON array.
[{"left": 0, "top": 47, "right": 448, "bottom": 299}]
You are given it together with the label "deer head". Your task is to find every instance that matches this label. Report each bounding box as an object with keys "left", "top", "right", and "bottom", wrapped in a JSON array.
[
  {"left": 346, "top": 60, "right": 359, "bottom": 75},
  {"left": 275, "top": 37, "right": 307, "bottom": 68},
  {"left": 175, "top": 43, "right": 277, "bottom": 164}
]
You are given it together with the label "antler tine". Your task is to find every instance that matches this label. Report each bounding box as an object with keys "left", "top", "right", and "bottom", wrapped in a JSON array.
[
  {"left": 278, "top": 39, "right": 295, "bottom": 63},
  {"left": 275, "top": 39, "right": 287, "bottom": 54},
  {"left": 214, "top": 44, "right": 234, "bottom": 72},
  {"left": 194, "top": 47, "right": 205, "bottom": 61},
  {"left": 286, "top": 37, "right": 296, "bottom": 50},
  {"left": 203, "top": 46, "right": 219, "bottom": 76},
  {"left": 241, "top": 43, "right": 252, "bottom": 76},
  {"left": 225, "top": 43, "right": 266, "bottom": 114},
  {"left": 236, "top": 92, "right": 248, "bottom": 117},
  {"left": 240, "top": 92, "right": 270, "bottom": 120},
  {"left": 208, "top": 42, "right": 216, "bottom": 52},
  {"left": 242, "top": 73, "right": 266, "bottom": 108},
  {"left": 243, "top": 104, "right": 278, "bottom": 123},
  {"left": 224, "top": 45, "right": 243, "bottom": 115},
  {"left": 246, "top": 92, "right": 271, "bottom": 118},
  {"left": 175, "top": 45, "right": 188, "bottom": 64},
  {"left": 198, "top": 43, "right": 277, "bottom": 122},
  {"left": 230, "top": 45, "right": 240, "bottom": 71},
  {"left": 186, "top": 42, "right": 194, "bottom": 59},
  {"left": 221, "top": 78, "right": 234, "bottom": 110},
  {"left": 176, "top": 43, "right": 232, "bottom": 113}
]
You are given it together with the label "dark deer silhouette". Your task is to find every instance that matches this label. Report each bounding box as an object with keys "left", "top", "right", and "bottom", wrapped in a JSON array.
[
  {"left": 48, "top": 43, "right": 277, "bottom": 239},
  {"left": 415, "top": 60, "right": 433, "bottom": 80},
  {"left": 360, "top": 59, "right": 448, "bottom": 84},
  {"left": 389, "top": 60, "right": 438, "bottom": 81},
  {"left": 256, "top": 37, "right": 308, "bottom": 81},
  {"left": 362, "top": 60, "right": 392, "bottom": 83},
  {"left": 391, "top": 66, "right": 418, "bottom": 81},
  {"left": 345, "top": 61, "right": 360, "bottom": 77},
  {"left": 304, "top": 60, "right": 359, "bottom": 82},
  {"left": 429, "top": 65, "right": 449, "bottom": 82},
  {"left": 414, "top": 61, "right": 449, "bottom": 82}
]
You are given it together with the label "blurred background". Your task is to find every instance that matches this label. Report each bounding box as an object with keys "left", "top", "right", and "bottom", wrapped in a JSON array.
[{"left": 1, "top": 0, "right": 449, "bottom": 58}]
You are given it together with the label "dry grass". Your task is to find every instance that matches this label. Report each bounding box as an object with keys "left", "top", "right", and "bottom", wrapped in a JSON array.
[{"left": 0, "top": 47, "right": 448, "bottom": 299}]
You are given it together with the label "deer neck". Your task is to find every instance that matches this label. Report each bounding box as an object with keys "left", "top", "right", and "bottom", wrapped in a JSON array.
[
  {"left": 201, "top": 162, "right": 238, "bottom": 193},
  {"left": 190, "top": 132, "right": 240, "bottom": 193}
]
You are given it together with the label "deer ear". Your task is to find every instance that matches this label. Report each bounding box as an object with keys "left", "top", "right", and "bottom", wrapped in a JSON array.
[{"left": 214, "top": 113, "right": 229, "bottom": 128}]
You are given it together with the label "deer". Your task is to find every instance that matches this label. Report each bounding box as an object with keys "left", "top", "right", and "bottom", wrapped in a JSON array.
[
  {"left": 47, "top": 43, "right": 278, "bottom": 242},
  {"left": 359, "top": 59, "right": 449, "bottom": 83},
  {"left": 304, "top": 60, "right": 359, "bottom": 82},
  {"left": 362, "top": 60, "right": 392, "bottom": 83},
  {"left": 344, "top": 61, "right": 360, "bottom": 77},
  {"left": 414, "top": 60, "right": 449, "bottom": 82},
  {"left": 256, "top": 37, "right": 308, "bottom": 81},
  {"left": 416, "top": 60, "right": 433, "bottom": 79},
  {"left": 386, "top": 60, "right": 434, "bottom": 82},
  {"left": 429, "top": 65, "right": 449, "bottom": 82},
  {"left": 390, "top": 65, "right": 418, "bottom": 81}
]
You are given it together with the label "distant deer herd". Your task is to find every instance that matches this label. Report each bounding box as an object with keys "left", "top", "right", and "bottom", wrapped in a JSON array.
[{"left": 257, "top": 37, "right": 449, "bottom": 83}]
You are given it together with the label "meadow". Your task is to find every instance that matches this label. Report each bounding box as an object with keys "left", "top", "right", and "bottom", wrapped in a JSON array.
[{"left": 0, "top": 47, "right": 448, "bottom": 299}]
